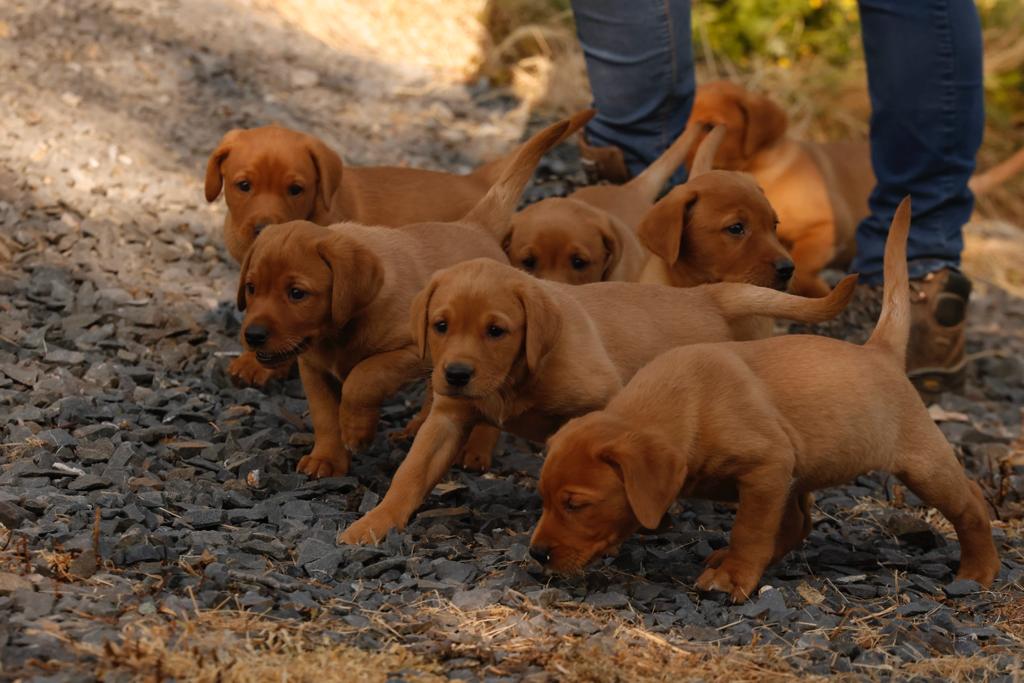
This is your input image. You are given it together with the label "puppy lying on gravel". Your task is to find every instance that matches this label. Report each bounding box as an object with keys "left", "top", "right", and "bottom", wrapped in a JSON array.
[
  {"left": 206, "top": 116, "right": 593, "bottom": 385},
  {"left": 234, "top": 116, "right": 577, "bottom": 479},
  {"left": 528, "top": 197, "right": 1000, "bottom": 602},
  {"left": 340, "top": 259, "right": 856, "bottom": 544}
]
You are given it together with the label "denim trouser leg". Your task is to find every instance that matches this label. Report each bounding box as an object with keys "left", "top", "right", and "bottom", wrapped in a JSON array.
[
  {"left": 852, "top": 0, "right": 984, "bottom": 283},
  {"left": 571, "top": 0, "right": 695, "bottom": 185}
]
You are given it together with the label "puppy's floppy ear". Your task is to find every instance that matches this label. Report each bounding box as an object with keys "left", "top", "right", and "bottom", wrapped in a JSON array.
[
  {"left": 205, "top": 129, "right": 242, "bottom": 202},
  {"left": 635, "top": 185, "right": 698, "bottom": 265},
  {"left": 514, "top": 278, "right": 562, "bottom": 372},
  {"left": 305, "top": 136, "right": 344, "bottom": 214},
  {"left": 738, "top": 90, "right": 787, "bottom": 158},
  {"left": 601, "top": 429, "right": 687, "bottom": 529},
  {"left": 317, "top": 233, "right": 384, "bottom": 325},
  {"left": 410, "top": 274, "right": 440, "bottom": 359},
  {"left": 596, "top": 214, "right": 625, "bottom": 280},
  {"left": 236, "top": 244, "right": 254, "bottom": 311}
]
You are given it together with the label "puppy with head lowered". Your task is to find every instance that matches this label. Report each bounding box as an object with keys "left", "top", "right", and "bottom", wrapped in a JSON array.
[
  {"left": 235, "top": 115, "right": 581, "bottom": 479},
  {"left": 207, "top": 119, "right": 589, "bottom": 384},
  {"left": 529, "top": 197, "right": 999, "bottom": 602},
  {"left": 340, "top": 259, "right": 856, "bottom": 543}
]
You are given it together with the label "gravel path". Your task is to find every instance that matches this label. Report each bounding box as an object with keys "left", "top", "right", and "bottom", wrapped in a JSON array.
[{"left": 1, "top": 1, "right": 1022, "bottom": 680}]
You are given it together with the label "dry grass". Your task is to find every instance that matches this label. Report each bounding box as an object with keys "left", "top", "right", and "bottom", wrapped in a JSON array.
[
  {"left": 64, "top": 610, "right": 446, "bottom": 683},
  {"left": 0, "top": 436, "right": 47, "bottom": 461},
  {"left": 962, "top": 220, "right": 1024, "bottom": 296}
]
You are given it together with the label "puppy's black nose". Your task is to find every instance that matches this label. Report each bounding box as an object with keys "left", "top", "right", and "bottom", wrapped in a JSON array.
[
  {"left": 444, "top": 362, "right": 474, "bottom": 388},
  {"left": 253, "top": 222, "right": 269, "bottom": 236},
  {"left": 529, "top": 545, "right": 551, "bottom": 565},
  {"left": 244, "top": 324, "right": 269, "bottom": 348},
  {"left": 774, "top": 259, "right": 795, "bottom": 281}
]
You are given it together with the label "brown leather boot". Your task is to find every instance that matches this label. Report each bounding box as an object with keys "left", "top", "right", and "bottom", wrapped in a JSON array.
[
  {"left": 907, "top": 268, "right": 972, "bottom": 401},
  {"left": 578, "top": 131, "right": 631, "bottom": 184}
]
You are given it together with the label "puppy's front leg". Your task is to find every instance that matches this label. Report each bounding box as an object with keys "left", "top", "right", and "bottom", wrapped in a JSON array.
[
  {"left": 696, "top": 465, "right": 791, "bottom": 603},
  {"left": 296, "top": 357, "right": 348, "bottom": 478},
  {"left": 339, "top": 394, "right": 477, "bottom": 544},
  {"left": 340, "top": 347, "right": 425, "bottom": 452}
]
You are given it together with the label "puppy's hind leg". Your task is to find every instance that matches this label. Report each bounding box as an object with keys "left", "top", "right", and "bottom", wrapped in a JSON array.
[
  {"left": 895, "top": 432, "right": 1000, "bottom": 587},
  {"left": 771, "top": 491, "right": 814, "bottom": 564}
]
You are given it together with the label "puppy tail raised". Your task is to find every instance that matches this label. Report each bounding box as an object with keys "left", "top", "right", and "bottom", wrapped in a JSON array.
[
  {"left": 712, "top": 273, "right": 858, "bottom": 325},
  {"left": 470, "top": 108, "right": 596, "bottom": 187},
  {"left": 688, "top": 125, "right": 726, "bottom": 178},
  {"left": 461, "top": 109, "right": 595, "bottom": 239},
  {"left": 865, "top": 196, "right": 912, "bottom": 363},
  {"left": 625, "top": 123, "right": 705, "bottom": 203}
]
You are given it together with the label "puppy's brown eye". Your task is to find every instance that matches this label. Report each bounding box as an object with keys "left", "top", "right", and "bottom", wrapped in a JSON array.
[
  {"left": 521, "top": 256, "right": 536, "bottom": 270},
  {"left": 724, "top": 223, "right": 745, "bottom": 236},
  {"left": 570, "top": 255, "right": 589, "bottom": 270},
  {"left": 287, "top": 184, "right": 304, "bottom": 197},
  {"left": 486, "top": 324, "right": 506, "bottom": 339},
  {"left": 564, "top": 498, "right": 586, "bottom": 512},
  {"left": 245, "top": 282, "right": 255, "bottom": 295},
  {"left": 236, "top": 180, "right": 251, "bottom": 193},
  {"left": 288, "top": 287, "right": 307, "bottom": 302},
  {"left": 433, "top": 320, "right": 448, "bottom": 334}
]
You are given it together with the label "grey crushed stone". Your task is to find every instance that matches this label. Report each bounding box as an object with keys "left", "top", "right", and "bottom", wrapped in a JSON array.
[{"left": 0, "top": 0, "right": 1022, "bottom": 679}]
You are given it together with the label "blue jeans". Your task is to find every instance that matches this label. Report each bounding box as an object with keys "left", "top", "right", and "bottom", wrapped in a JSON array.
[
  {"left": 571, "top": 0, "right": 694, "bottom": 187},
  {"left": 572, "top": 0, "right": 984, "bottom": 283}
]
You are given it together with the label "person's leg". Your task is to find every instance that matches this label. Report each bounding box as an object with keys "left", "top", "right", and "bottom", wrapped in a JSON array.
[
  {"left": 854, "top": 0, "right": 983, "bottom": 398},
  {"left": 852, "top": 0, "right": 984, "bottom": 281},
  {"left": 570, "top": 0, "right": 695, "bottom": 185}
]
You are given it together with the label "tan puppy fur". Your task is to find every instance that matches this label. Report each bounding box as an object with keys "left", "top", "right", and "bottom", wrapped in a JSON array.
[
  {"left": 339, "top": 259, "right": 856, "bottom": 544},
  {"left": 636, "top": 167, "right": 795, "bottom": 292},
  {"left": 503, "top": 124, "right": 704, "bottom": 284},
  {"left": 235, "top": 117, "right": 576, "bottom": 479},
  {"left": 530, "top": 197, "right": 1000, "bottom": 602},
  {"left": 687, "top": 81, "right": 874, "bottom": 297},
  {"left": 207, "top": 117, "right": 593, "bottom": 385},
  {"left": 505, "top": 198, "right": 643, "bottom": 284}
]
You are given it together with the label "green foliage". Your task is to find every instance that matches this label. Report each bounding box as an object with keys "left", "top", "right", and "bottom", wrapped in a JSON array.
[{"left": 692, "top": 0, "right": 860, "bottom": 68}]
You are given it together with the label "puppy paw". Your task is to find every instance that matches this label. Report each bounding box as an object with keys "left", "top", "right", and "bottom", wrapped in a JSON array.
[
  {"left": 389, "top": 414, "right": 425, "bottom": 445},
  {"left": 297, "top": 449, "right": 351, "bottom": 479},
  {"left": 955, "top": 556, "right": 1000, "bottom": 588},
  {"left": 457, "top": 445, "right": 492, "bottom": 472},
  {"left": 340, "top": 405, "right": 379, "bottom": 452},
  {"left": 703, "top": 548, "right": 729, "bottom": 569},
  {"left": 338, "top": 508, "right": 402, "bottom": 545},
  {"left": 229, "top": 353, "right": 291, "bottom": 387},
  {"left": 695, "top": 553, "right": 762, "bottom": 603}
]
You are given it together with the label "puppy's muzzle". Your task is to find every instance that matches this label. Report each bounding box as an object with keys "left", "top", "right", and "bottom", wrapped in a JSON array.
[
  {"left": 244, "top": 324, "right": 269, "bottom": 349},
  {"left": 443, "top": 362, "right": 474, "bottom": 389},
  {"left": 529, "top": 545, "right": 551, "bottom": 565},
  {"left": 774, "top": 258, "right": 795, "bottom": 282}
]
